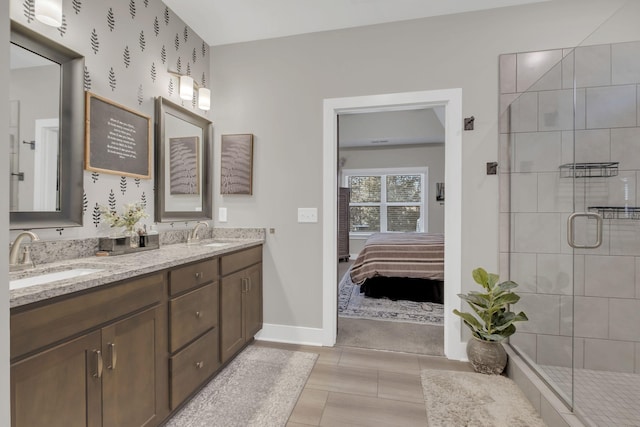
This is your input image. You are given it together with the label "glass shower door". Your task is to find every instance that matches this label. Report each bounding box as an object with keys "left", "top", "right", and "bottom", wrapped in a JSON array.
[
  {"left": 504, "top": 33, "right": 640, "bottom": 427},
  {"left": 501, "top": 46, "right": 579, "bottom": 409}
]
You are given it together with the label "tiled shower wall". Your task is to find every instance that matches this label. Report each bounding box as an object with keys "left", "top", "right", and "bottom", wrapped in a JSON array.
[{"left": 499, "top": 42, "right": 640, "bottom": 374}]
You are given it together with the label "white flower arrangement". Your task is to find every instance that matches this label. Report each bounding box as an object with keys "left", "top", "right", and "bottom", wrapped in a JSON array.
[{"left": 101, "top": 201, "right": 148, "bottom": 233}]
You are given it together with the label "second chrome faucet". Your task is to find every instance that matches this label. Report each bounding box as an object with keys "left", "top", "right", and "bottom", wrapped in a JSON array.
[{"left": 187, "top": 222, "right": 209, "bottom": 244}]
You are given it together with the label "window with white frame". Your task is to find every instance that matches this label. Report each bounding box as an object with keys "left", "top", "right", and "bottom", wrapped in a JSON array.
[{"left": 343, "top": 167, "right": 428, "bottom": 235}]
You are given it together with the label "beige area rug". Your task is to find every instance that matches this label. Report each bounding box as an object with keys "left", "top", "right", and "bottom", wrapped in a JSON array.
[
  {"left": 165, "top": 346, "right": 318, "bottom": 427},
  {"left": 339, "top": 269, "right": 444, "bottom": 325},
  {"left": 421, "top": 369, "right": 547, "bottom": 427}
]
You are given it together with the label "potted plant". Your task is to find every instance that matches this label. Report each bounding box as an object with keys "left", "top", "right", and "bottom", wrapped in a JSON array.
[
  {"left": 453, "top": 267, "right": 528, "bottom": 374},
  {"left": 101, "top": 201, "right": 149, "bottom": 248}
]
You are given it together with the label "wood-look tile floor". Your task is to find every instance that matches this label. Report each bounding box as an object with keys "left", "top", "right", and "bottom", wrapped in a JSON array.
[{"left": 253, "top": 341, "right": 474, "bottom": 427}]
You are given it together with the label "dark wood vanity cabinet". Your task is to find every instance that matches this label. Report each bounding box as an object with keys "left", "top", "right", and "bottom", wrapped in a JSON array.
[
  {"left": 11, "top": 330, "right": 103, "bottom": 427},
  {"left": 10, "top": 273, "right": 168, "bottom": 427},
  {"left": 10, "top": 243, "right": 263, "bottom": 427},
  {"left": 220, "top": 246, "right": 263, "bottom": 364},
  {"left": 168, "top": 258, "right": 220, "bottom": 409}
]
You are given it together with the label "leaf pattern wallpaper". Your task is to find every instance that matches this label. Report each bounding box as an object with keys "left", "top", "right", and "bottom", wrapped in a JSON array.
[{"left": 9, "top": 0, "right": 211, "bottom": 239}]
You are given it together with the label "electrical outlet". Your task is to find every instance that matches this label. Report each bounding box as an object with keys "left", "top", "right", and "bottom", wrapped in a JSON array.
[
  {"left": 298, "top": 208, "right": 318, "bottom": 223},
  {"left": 218, "top": 207, "right": 227, "bottom": 222}
]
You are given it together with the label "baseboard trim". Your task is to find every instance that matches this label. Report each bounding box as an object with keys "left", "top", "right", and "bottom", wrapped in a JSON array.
[{"left": 254, "top": 323, "right": 324, "bottom": 347}]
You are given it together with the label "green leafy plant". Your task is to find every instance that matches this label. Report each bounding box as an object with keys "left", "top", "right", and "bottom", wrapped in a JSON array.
[{"left": 453, "top": 267, "right": 528, "bottom": 341}]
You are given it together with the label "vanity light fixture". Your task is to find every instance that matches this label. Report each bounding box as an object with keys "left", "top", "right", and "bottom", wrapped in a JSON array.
[
  {"left": 179, "top": 75, "right": 194, "bottom": 101},
  {"left": 35, "top": 0, "right": 63, "bottom": 28},
  {"left": 198, "top": 87, "right": 211, "bottom": 111},
  {"left": 169, "top": 70, "right": 211, "bottom": 111}
]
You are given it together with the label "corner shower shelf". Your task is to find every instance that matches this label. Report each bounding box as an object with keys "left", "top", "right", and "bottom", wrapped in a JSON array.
[
  {"left": 588, "top": 206, "right": 640, "bottom": 220},
  {"left": 559, "top": 162, "right": 619, "bottom": 178}
]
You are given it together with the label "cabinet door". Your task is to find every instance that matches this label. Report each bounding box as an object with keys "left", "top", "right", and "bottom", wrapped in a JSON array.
[
  {"left": 11, "top": 331, "right": 102, "bottom": 427},
  {"left": 244, "top": 263, "right": 263, "bottom": 339},
  {"left": 102, "top": 307, "right": 161, "bottom": 427},
  {"left": 220, "top": 269, "right": 245, "bottom": 363}
]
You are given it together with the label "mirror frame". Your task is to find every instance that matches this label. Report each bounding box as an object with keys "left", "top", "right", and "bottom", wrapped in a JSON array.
[
  {"left": 154, "top": 97, "right": 212, "bottom": 222},
  {"left": 10, "top": 22, "right": 85, "bottom": 229}
]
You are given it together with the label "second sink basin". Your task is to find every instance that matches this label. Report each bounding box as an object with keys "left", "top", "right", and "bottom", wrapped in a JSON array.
[
  {"left": 10, "top": 268, "right": 104, "bottom": 290},
  {"left": 203, "top": 242, "right": 232, "bottom": 248}
]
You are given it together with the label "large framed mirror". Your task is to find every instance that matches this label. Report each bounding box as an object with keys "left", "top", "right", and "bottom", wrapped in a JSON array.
[
  {"left": 155, "top": 97, "right": 212, "bottom": 222},
  {"left": 9, "top": 22, "right": 85, "bottom": 229}
]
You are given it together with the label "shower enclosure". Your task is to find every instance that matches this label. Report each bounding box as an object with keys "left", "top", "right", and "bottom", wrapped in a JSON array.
[{"left": 500, "top": 3, "right": 640, "bottom": 426}]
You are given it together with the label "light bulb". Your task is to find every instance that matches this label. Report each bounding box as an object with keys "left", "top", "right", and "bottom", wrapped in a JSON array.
[
  {"left": 35, "top": 0, "right": 63, "bottom": 27},
  {"left": 179, "top": 76, "right": 194, "bottom": 101},
  {"left": 198, "top": 87, "right": 211, "bottom": 111}
]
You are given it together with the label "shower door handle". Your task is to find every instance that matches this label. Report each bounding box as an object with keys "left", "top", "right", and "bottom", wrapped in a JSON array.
[{"left": 567, "top": 212, "right": 603, "bottom": 249}]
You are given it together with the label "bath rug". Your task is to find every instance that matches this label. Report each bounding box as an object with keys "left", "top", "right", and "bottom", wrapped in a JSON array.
[
  {"left": 165, "top": 345, "right": 318, "bottom": 427},
  {"left": 421, "top": 369, "right": 546, "bottom": 427}
]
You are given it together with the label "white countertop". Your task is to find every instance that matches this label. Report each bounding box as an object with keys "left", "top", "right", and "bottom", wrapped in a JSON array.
[{"left": 9, "top": 238, "right": 264, "bottom": 309}]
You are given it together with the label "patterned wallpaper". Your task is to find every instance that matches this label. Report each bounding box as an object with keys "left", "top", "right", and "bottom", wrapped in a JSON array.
[{"left": 9, "top": 0, "right": 210, "bottom": 239}]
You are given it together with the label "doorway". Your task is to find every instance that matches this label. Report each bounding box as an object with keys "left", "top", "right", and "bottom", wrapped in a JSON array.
[
  {"left": 336, "top": 109, "right": 445, "bottom": 355},
  {"left": 322, "top": 89, "right": 466, "bottom": 360}
]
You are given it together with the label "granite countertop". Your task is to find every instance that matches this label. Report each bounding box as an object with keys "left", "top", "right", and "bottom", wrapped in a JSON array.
[{"left": 9, "top": 238, "right": 264, "bottom": 309}]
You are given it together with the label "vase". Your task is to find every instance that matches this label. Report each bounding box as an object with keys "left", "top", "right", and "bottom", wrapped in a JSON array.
[
  {"left": 127, "top": 229, "right": 139, "bottom": 248},
  {"left": 466, "top": 336, "right": 507, "bottom": 375}
]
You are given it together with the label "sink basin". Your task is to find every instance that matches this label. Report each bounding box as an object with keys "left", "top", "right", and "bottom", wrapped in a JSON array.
[
  {"left": 10, "top": 268, "right": 104, "bottom": 290},
  {"left": 203, "top": 242, "right": 232, "bottom": 248}
]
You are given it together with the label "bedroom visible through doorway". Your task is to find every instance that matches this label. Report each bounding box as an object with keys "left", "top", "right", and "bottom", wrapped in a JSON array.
[
  {"left": 322, "top": 88, "right": 465, "bottom": 361},
  {"left": 336, "top": 108, "right": 445, "bottom": 355}
]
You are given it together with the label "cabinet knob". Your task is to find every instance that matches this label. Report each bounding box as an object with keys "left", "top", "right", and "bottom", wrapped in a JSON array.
[
  {"left": 195, "top": 311, "right": 202, "bottom": 319},
  {"left": 194, "top": 272, "right": 201, "bottom": 279},
  {"left": 195, "top": 361, "right": 204, "bottom": 369}
]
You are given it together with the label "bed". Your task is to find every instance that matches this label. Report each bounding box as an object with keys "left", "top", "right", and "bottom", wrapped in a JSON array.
[{"left": 349, "top": 232, "right": 444, "bottom": 303}]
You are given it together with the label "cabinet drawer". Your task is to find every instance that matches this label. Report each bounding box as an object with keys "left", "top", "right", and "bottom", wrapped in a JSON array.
[
  {"left": 11, "top": 273, "right": 165, "bottom": 360},
  {"left": 170, "top": 328, "right": 219, "bottom": 409},
  {"left": 220, "top": 246, "right": 262, "bottom": 276},
  {"left": 170, "top": 258, "right": 218, "bottom": 295},
  {"left": 170, "top": 283, "right": 218, "bottom": 352}
]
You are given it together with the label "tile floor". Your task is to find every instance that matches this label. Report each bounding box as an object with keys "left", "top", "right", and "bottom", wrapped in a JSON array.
[
  {"left": 542, "top": 365, "right": 640, "bottom": 427},
  {"left": 253, "top": 341, "right": 474, "bottom": 427}
]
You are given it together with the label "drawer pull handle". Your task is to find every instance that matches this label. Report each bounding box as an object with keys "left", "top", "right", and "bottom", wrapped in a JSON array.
[
  {"left": 195, "top": 361, "right": 204, "bottom": 369},
  {"left": 93, "top": 350, "right": 103, "bottom": 378},
  {"left": 194, "top": 272, "right": 202, "bottom": 279},
  {"left": 108, "top": 342, "right": 117, "bottom": 371},
  {"left": 195, "top": 311, "right": 202, "bottom": 319}
]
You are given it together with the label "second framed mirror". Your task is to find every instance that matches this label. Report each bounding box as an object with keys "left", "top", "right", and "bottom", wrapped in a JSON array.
[{"left": 155, "top": 97, "right": 212, "bottom": 222}]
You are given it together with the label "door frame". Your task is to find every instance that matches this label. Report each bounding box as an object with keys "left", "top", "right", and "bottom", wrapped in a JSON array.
[{"left": 322, "top": 89, "right": 466, "bottom": 360}]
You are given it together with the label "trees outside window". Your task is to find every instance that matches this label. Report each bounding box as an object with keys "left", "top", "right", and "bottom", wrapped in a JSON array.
[{"left": 344, "top": 167, "right": 427, "bottom": 234}]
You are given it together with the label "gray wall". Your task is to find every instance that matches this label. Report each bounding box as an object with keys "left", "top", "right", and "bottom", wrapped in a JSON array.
[
  {"left": 339, "top": 144, "right": 445, "bottom": 255},
  {"left": 210, "top": 0, "right": 630, "bottom": 330},
  {"left": 9, "top": 0, "right": 210, "bottom": 240},
  {"left": 1, "top": 0, "right": 10, "bottom": 422}
]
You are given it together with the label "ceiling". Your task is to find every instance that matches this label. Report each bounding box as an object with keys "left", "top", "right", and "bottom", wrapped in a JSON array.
[
  {"left": 163, "top": 0, "right": 550, "bottom": 46},
  {"left": 339, "top": 108, "right": 445, "bottom": 148}
]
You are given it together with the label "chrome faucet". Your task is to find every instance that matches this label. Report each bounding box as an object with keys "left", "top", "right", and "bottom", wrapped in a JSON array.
[
  {"left": 187, "top": 222, "right": 209, "bottom": 244},
  {"left": 10, "top": 231, "right": 40, "bottom": 270}
]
